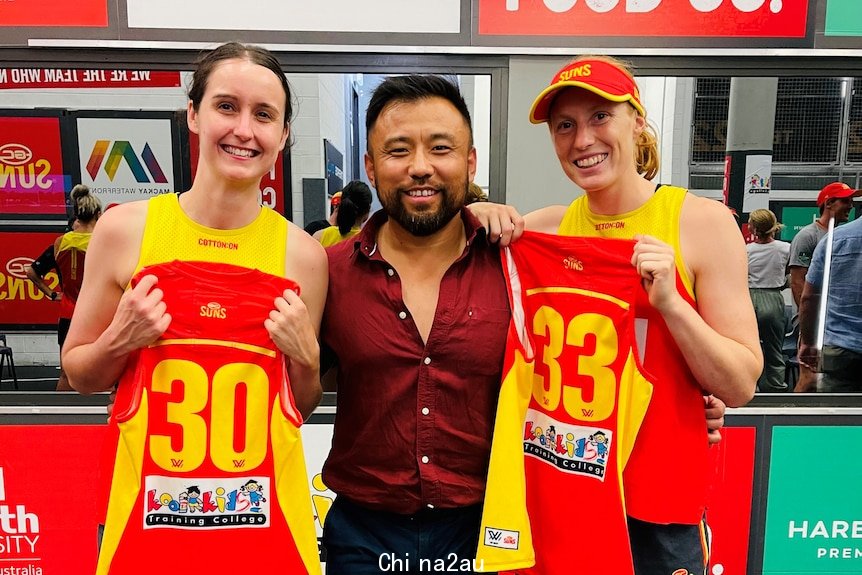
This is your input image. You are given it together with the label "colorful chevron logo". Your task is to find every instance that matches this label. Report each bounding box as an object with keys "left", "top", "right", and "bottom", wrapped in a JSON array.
[{"left": 86, "top": 140, "right": 168, "bottom": 183}]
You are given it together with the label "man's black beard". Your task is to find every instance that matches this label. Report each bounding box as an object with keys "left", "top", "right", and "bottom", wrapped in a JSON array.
[{"left": 380, "top": 184, "right": 464, "bottom": 237}]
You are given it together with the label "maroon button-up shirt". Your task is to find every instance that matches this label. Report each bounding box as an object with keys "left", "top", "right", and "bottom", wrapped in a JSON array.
[{"left": 321, "top": 209, "right": 510, "bottom": 514}]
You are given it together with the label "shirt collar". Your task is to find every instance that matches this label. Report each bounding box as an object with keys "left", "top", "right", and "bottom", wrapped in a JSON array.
[{"left": 352, "top": 207, "right": 490, "bottom": 261}]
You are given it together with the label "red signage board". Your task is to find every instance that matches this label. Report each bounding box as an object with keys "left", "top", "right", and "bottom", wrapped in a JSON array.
[
  {"left": 0, "top": 69, "right": 182, "bottom": 90},
  {"left": 706, "top": 426, "right": 757, "bottom": 575},
  {"left": 0, "top": 117, "right": 68, "bottom": 216},
  {"left": 479, "top": 0, "right": 809, "bottom": 38},
  {"left": 0, "top": 0, "right": 108, "bottom": 27},
  {"left": 0, "top": 425, "right": 105, "bottom": 575},
  {"left": 0, "top": 232, "right": 63, "bottom": 327},
  {"left": 188, "top": 131, "right": 288, "bottom": 216}
]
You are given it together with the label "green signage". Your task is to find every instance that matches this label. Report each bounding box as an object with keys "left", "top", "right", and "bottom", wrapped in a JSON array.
[
  {"left": 763, "top": 426, "right": 862, "bottom": 574},
  {"left": 826, "top": 0, "right": 862, "bottom": 37},
  {"left": 779, "top": 207, "right": 819, "bottom": 242}
]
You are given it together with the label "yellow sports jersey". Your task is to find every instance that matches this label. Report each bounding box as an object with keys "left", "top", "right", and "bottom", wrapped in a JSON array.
[
  {"left": 558, "top": 185, "right": 709, "bottom": 524},
  {"left": 477, "top": 232, "right": 653, "bottom": 574},
  {"left": 98, "top": 262, "right": 320, "bottom": 575},
  {"left": 97, "top": 194, "right": 321, "bottom": 574},
  {"left": 135, "top": 192, "right": 287, "bottom": 276},
  {"left": 318, "top": 225, "right": 361, "bottom": 248},
  {"left": 55, "top": 230, "right": 92, "bottom": 317}
]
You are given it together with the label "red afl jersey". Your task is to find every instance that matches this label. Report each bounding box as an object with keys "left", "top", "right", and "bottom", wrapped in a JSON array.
[
  {"left": 559, "top": 185, "right": 708, "bottom": 524},
  {"left": 477, "top": 232, "right": 654, "bottom": 574},
  {"left": 96, "top": 260, "right": 320, "bottom": 575}
]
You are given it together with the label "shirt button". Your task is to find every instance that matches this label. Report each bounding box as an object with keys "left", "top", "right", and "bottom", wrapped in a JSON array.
[
  {"left": 387, "top": 268, "right": 395, "bottom": 277},
  {"left": 427, "top": 503, "right": 435, "bottom": 509},
  {"left": 421, "top": 407, "right": 430, "bottom": 415},
  {"left": 421, "top": 456, "right": 429, "bottom": 464},
  {"left": 398, "top": 311, "right": 407, "bottom": 320},
  {"left": 424, "top": 357, "right": 431, "bottom": 365}
]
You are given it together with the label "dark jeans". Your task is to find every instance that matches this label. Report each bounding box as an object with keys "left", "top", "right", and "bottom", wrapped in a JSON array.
[
  {"left": 322, "top": 497, "right": 489, "bottom": 575},
  {"left": 819, "top": 345, "right": 862, "bottom": 392},
  {"left": 628, "top": 516, "right": 709, "bottom": 575}
]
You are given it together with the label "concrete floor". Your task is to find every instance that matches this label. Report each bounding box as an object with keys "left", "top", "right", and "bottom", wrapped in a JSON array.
[{"left": 0, "top": 365, "right": 63, "bottom": 392}]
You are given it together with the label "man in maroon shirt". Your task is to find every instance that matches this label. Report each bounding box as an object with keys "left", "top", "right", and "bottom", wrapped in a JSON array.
[{"left": 320, "top": 75, "right": 511, "bottom": 573}]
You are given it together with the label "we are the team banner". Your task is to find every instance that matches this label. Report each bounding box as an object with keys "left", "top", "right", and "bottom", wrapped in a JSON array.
[
  {"left": 0, "top": 70, "right": 181, "bottom": 90},
  {"left": 479, "top": 0, "right": 809, "bottom": 37}
]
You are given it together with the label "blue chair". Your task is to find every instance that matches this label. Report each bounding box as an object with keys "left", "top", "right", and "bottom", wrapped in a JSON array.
[{"left": 0, "top": 334, "right": 18, "bottom": 390}]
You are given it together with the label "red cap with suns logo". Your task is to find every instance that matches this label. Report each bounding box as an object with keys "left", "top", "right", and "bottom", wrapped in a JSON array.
[{"left": 529, "top": 59, "right": 645, "bottom": 124}]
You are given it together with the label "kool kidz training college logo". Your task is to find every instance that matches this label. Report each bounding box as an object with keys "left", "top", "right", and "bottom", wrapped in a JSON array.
[
  {"left": 144, "top": 476, "right": 270, "bottom": 530},
  {"left": 748, "top": 173, "right": 771, "bottom": 194},
  {"left": 0, "top": 143, "right": 61, "bottom": 193},
  {"left": 523, "top": 408, "right": 612, "bottom": 479},
  {"left": 86, "top": 140, "right": 168, "bottom": 184},
  {"left": 0, "top": 468, "right": 43, "bottom": 574}
]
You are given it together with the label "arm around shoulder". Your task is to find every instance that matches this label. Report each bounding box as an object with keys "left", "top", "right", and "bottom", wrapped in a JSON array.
[{"left": 524, "top": 205, "right": 568, "bottom": 234}]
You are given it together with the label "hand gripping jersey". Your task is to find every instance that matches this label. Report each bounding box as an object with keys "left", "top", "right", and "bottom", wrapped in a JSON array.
[
  {"left": 96, "top": 261, "right": 321, "bottom": 575},
  {"left": 477, "top": 232, "right": 653, "bottom": 574},
  {"left": 558, "top": 184, "right": 708, "bottom": 524}
]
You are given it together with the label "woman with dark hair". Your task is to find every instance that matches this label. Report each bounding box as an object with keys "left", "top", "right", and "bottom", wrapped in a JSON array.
[
  {"left": 63, "top": 42, "right": 325, "bottom": 575},
  {"left": 314, "top": 180, "right": 373, "bottom": 246}
]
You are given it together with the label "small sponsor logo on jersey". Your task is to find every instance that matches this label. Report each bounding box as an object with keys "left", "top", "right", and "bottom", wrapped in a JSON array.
[
  {"left": 524, "top": 408, "right": 612, "bottom": 480},
  {"left": 672, "top": 570, "right": 693, "bottom": 575},
  {"left": 484, "top": 527, "right": 519, "bottom": 550},
  {"left": 198, "top": 238, "right": 239, "bottom": 250},
  {"left": 200, "top": 302, "right": 227, "bottom": 319},
  {"left": 144, "top": 475, "right": 270, "bottom": 530},
  {"left": 562, "top": 255, "right": 584, "bottom": 271},
  {"left": 595, "top": 221, "right": 625, "bottom": 231},
  {"left": 170, "top": 458, "right": 184, "bottom": 469}
]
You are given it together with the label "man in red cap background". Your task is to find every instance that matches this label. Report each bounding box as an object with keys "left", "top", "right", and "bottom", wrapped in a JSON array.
[
  {"left": 798, "top": 183, "right": 862, "bottom": 392},
  {"left": 789, "top": 181, "right": 860, "bottom": 392}
]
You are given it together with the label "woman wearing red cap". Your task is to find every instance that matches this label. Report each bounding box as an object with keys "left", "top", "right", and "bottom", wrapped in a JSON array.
[{"left": 472, "top": 55, "right": 761, "bottom": 575}]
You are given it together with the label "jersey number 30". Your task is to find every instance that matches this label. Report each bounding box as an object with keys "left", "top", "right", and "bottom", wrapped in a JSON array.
[{"left": 149, "top": 359, "right": 269, "bottom": 473}]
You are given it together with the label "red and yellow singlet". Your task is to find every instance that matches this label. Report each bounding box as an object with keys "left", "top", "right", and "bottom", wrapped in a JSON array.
[
  {"left": 96, "top": 194, "right": 320, "bottom": 575},
  {"left": 477, "top": 232, "right": 653, "bottom": 574},
  {"left": 97, "top": 261, "right": 320, "bottom": 575},
  {"left": 558, "top": 185, "right": 708, "bottom": 524}
]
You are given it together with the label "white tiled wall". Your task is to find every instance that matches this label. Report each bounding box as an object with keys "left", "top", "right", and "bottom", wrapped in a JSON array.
[{"left": 4, "top": 333, "right": 59, "bottom": 366}]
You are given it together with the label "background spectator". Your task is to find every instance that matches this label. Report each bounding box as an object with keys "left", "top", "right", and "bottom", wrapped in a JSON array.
[
  {"left": 790, "top": 181, "right": 859, "bottom": 392},
  {"left": 799, "top": 191, "right": 862, "bottom": 392},
  {"left": 25, "top": 184, "right": 102, "bottom": 391},
  {"left": 313, "top": 180, "right": 372, "bottom": 247},
  {"left": 746, "top": 208, "right": 791, "bottom": 392}
]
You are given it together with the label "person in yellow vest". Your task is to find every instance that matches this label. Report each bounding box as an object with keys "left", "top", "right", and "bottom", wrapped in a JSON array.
[
  {"left": 313, "top": 180, "right": 372, "bottom": 247},
  {"left": 25, "top": 184, "right": 102, "bottom": 391},
  {"left": 470, "top": 55, "right": 760, "bottom": 575},
  {"left": 61, "top": 42, "right": 326, "bottom": 575}
]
